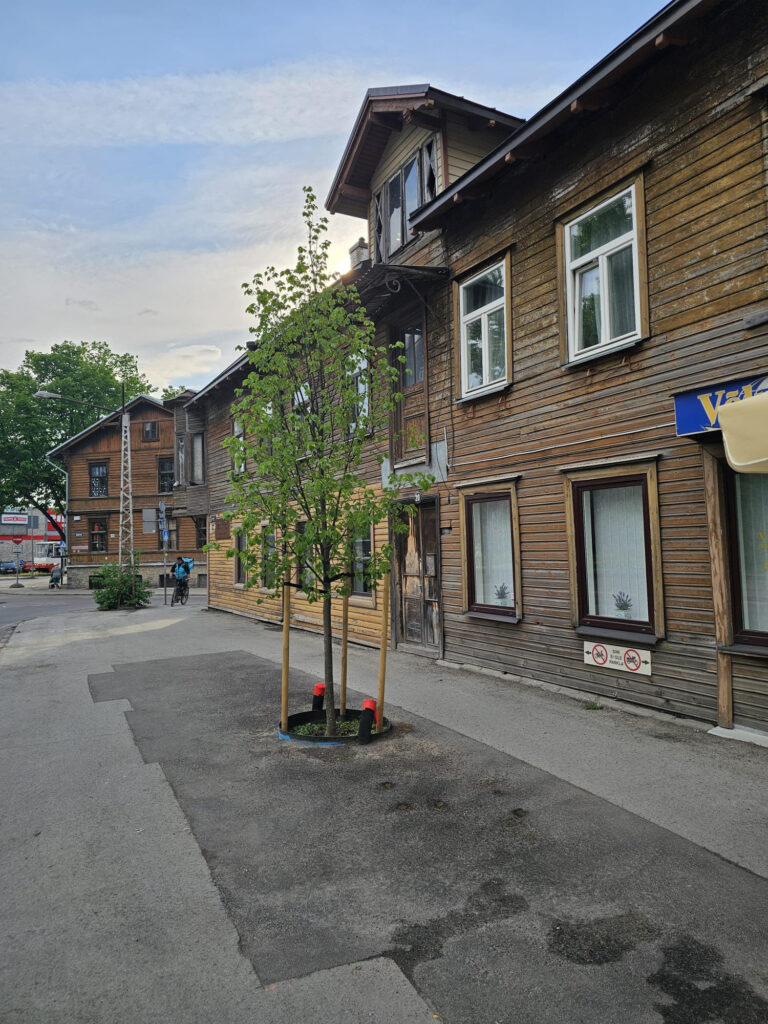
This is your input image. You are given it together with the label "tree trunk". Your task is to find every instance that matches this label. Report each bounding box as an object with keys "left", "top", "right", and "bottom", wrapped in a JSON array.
[
  {"left": 322, "top": 592, "right": 337, "bottom": 736},
  {"left": 26, "top": 497, "right": 65, "bottom": 541}
]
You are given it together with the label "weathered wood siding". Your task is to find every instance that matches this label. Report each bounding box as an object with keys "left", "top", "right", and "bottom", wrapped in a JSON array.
[
  {"left": 401, "top": 0, "right": 768, "bottom": 726},
  {"left": 62, "top": 401, "right": 206, "bottom": 577}
]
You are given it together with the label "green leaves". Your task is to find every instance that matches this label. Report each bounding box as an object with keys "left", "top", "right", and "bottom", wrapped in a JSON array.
[
  {"left": 228, "top": 186, "right": 428, "bottom": 601},
  {"left": 0, "top": 340, "right": 155, "bottom": 528}
]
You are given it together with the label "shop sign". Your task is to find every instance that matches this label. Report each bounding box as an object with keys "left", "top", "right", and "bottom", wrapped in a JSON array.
[
  {"left": 584, "top": 641, "right": 652, "bottom": 676},
  {"left": 674, "top": 374, "right": 768, "bottom": 436},
  {"left": 2, "top": 513, "right": 28, "bottom": 524}
]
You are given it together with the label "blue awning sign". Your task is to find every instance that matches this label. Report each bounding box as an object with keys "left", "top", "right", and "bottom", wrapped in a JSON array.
[{"left": 673, "top": 374, "right": 768, "bottom": 437}]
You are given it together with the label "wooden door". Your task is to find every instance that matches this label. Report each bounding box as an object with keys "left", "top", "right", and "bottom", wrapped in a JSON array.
[{"left": 395, "top": 502, "right": 441, "bottom": 650}]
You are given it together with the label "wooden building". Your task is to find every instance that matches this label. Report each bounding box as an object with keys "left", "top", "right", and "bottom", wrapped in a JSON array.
[
  {"left": 49, "top": 396, "right": 207, "bottom": 588},
  {"left": 322, "top": 0, "right": 768, "bottom": 732},
  {"left": 194, "top": 0, "right": 768, "bottom": 734}
]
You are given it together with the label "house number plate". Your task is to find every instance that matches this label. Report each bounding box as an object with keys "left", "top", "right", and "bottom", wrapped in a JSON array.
[{"left": 584, "top": 642, "right": 652, "bottom": 676}]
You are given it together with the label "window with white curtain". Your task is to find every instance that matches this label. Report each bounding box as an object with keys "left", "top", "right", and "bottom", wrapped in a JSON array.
[
  {"left": 459, "top": 262, "right": 507, "bottom": 397},
  {"left": 730, "top": 473, "right": 768, "bottom": 640},
  {"left": 564, "top": 184, "right": 642, "bottom": 362},
  {"left": 574, "top": 475, "right": 653, "bottom": 630},
  {"left": 190, "top": 433, "right": 205, "bottom": 484},
  {"left": 466, "top": 494, "right": 515, "bottom": 614}
]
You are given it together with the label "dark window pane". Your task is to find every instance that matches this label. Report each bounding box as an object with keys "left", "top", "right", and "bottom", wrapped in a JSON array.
[
  {"left": 403, "top": 327, "right": 424, "bottom": 386},
  {"left": 89, "top": 463, "right": 108, "bottom": 497},
  {"left": 403, "top": 158, "right": 419, "bottom": 239},
  {"left": 463, "top": 266, "right": 504, "bottom": 315},
  {"left": 388, "top": 174, "right": 402, "bottom": 253},
  {"left": 158, "top": 458, "right": 174, "bottom": 493},
  {"left": 570, "top": 193, "right": 634, "bottom": 259}
]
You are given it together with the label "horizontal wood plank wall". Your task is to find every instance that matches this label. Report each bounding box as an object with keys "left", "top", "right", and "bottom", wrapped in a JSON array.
[
  {"left": 405, "top": 0, "right": 768, "bottom": 726},
  {"left": 443, "top": 112, "right": 509, "bottom": 184},
  {"left": 208, "top": 516, "right": 390, "bottom": 648},
  {"left": 63, "top": 401, "right": 205, "bottom": 568}
]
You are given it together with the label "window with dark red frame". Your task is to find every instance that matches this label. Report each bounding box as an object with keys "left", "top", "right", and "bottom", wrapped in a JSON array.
[
  {"left": 466, "top": 493, "right": 516, "bottom": 615},
  {"left": 572, "top": 474, "right": 654, "bottom": 633},
  {"left": 725, "top": 470, "right": 768, "bottom": 646}
]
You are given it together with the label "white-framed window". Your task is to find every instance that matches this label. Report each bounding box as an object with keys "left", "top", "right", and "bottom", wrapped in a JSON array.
[
  {"left": 232, "top": 419, "right": 245, "bottom": 474},
  {"left": 349, "top": 357, "right": 369, "bottom": 435},
  {"left": 459, "top": 261, "right": 507, "bottom": 397},
  {"left": 351, "top": 530, "right": 372, "bottom": 596},
  {"left": 564, "top": 184, "right": 642, "bottom": 361}
]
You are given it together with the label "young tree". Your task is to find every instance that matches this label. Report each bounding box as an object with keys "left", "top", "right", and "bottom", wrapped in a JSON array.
[
  {"left": 0, "top": 341, "right": 154, "bottom": 537},
  {"left": 228, "top": 187, "right": 429, "bottom": 736}
]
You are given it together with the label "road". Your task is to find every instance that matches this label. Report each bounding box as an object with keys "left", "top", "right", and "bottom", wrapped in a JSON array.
[
  {"left": 1, "top": 603, "right": 767, "bottom": 1023},
  {"left": 0, "top": 582, "right": 204, "bottom": 628}
]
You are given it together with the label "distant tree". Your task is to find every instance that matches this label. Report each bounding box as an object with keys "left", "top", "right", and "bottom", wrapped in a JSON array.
[
  {"left": 161, "top": 384, "right": 188, "bottom": 400},
  {"left": 0, "top": 341, "right": 154, "bottom": 538},
  {"left": 227, "top": 187, "right": 430, "bottom": 736}
]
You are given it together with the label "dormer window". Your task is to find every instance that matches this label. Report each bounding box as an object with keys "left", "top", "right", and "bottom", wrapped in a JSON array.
[{"left": 374, "top": 137, "right": 438, "bottom": 262}]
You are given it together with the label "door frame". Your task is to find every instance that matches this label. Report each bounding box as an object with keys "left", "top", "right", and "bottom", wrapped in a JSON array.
[{"left": 391, "top": 494, "right": 443, "bottom": 658}]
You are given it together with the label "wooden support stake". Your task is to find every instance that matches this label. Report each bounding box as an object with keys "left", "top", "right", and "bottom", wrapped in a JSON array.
[
  {"left": 340, "top": 591, "right": 349, "bottom": 717},
  {"left": 376, "top": 572, "right": 390, "bottom": 733},
  {"left": 281, "top": 576, "right": 291, "bottom": 732}
]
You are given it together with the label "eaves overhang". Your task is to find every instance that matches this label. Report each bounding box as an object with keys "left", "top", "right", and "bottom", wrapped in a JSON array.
[
  {"left": 410, "top": 0, "right": 723, "bottom": 232},
  {"left": 345, "top": 261, "right": 449, "bottom": 319},
  {"left": 326, "top": 85, "right": 523, "bottom": 219},
  {"left": 46, "top": 394, "right": 167, "bottom": 460}
]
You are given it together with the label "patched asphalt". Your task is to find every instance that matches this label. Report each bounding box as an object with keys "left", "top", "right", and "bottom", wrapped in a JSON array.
[{"left": 89, "top": 650, "right": 768, "bottom": 1024}]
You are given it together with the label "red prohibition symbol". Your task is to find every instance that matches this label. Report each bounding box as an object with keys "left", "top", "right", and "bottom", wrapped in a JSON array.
[
  {"left": 592, "top": 644, "right": 608, "bottom": 665},
  {"left": 623, "top": 648, "right": 642, "bottom": 672}
]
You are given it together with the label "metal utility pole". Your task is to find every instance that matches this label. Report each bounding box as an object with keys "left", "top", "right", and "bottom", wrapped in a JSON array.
[{"left": 118, "top": 383, "right": 134, "bottom": 570}]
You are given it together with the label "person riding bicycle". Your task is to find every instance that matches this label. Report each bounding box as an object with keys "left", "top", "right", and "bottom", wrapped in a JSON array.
[{"left": 173, "top": 556, "right": 190, "bottom": 597}]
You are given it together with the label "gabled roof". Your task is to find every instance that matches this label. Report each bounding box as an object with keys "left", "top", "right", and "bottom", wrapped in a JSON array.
[
  {"left": 326, "top": 85, "right": 523, "bottom": 218},
  {"left": 410, "top": 0, "right": 724, "bottom": 231},
  {"left": 47, "top": 395, "right": 168, "bottom": 459}
]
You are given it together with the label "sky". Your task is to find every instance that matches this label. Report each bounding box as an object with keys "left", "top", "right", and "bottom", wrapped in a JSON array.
[{"left": 1, "top": 0, "right": 666, "bottom": 393}]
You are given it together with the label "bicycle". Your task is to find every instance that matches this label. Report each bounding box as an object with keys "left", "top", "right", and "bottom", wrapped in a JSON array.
[{"left": 170, "top": 576, "right": 189, "bottom": 606}]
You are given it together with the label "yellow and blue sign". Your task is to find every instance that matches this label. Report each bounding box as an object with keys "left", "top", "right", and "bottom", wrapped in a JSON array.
[{"left": 674, "top": 374, "right": 768, "bottom": 436}]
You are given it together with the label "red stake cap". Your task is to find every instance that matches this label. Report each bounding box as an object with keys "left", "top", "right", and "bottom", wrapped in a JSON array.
[
  {"left": 362, "top": 699, "right": 377, "bottom": 711},
  {"left": 313, "top": 683, "right": 326, "bottom": 696}
]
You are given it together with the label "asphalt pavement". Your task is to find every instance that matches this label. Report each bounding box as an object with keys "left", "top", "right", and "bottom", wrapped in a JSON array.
[{"left": 1, "top": 602, "right": 767, "bottom": 1023}]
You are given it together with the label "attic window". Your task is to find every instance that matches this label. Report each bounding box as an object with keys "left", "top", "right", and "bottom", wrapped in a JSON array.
[{"left": 373, "top": 137, "right": 437, "bottom": 262}]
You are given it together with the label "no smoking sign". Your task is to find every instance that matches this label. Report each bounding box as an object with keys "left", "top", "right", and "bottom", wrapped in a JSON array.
[{"left": 584, "top": 641, "right": 652, "bottom": 676}]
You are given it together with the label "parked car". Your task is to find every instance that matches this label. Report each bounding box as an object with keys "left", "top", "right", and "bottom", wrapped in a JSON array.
[{"left": 0, "top": 559, "right": 31, "bottom": 574}]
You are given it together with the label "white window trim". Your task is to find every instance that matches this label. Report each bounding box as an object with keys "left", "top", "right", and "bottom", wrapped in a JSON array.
[
  {"left": 564, "top": 184, "right": 642, "bottom": 364},
  {"left": 459, "top": 260, "right": 508, "bottom": 398}
]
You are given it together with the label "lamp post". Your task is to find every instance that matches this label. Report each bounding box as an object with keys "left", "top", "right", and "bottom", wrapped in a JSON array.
[{"left": 35, "top": 387, "right": 134, "bottom": 578}]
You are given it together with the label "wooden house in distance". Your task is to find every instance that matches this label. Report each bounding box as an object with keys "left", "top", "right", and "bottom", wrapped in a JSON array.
[
  {"left": 48, "top": 395, "right": 207, "bottom": 588},
  {"left": 322, "top": 0, "right": 768, "bottom": 733}
]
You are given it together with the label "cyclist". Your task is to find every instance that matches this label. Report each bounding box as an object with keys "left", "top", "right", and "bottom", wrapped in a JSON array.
[{"left": 172, "top": 556, "right": 190, "bottom": 605}]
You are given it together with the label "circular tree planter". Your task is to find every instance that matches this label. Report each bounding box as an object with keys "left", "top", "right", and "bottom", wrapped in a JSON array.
[{"left": 278, "top": 708, "right": 392, "bottom": 745}]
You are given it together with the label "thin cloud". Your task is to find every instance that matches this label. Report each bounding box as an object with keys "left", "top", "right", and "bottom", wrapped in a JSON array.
[
  {"left": 0, "top": 64, "right": 371, "bottom": 147},
  {"left": 137, "top": 308, "right": 158, "bottom": 316},
  {"left": 65, "top": 297, "right": 100, "bottom": 311}
]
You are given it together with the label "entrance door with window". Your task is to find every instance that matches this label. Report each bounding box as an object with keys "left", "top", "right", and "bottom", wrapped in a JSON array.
[{"left": 394, "top": 501, "right": 441, "bottom": 652}]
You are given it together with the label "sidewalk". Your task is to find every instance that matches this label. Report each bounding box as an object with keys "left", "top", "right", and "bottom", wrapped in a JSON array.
[{"left": 1, "top": 602, "right": 767, "bottom": 1022}]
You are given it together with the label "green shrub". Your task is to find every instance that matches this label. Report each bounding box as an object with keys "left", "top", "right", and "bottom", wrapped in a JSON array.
[{"left": 93, "top": 558, "right": 152, "bottom": 610}]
